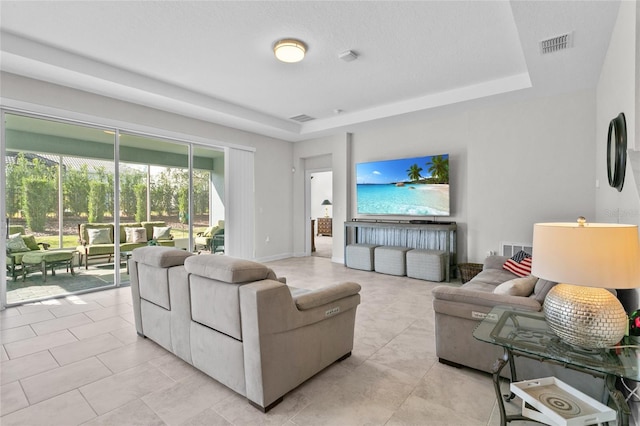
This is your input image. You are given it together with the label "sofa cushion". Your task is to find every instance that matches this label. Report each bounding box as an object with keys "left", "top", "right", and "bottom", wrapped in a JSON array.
[
  {"left": 141, "top": 222, "right": 166, "bottom": 242},
  {"left": 530, "top": 278, "right": 557, "bottom": 303},
  {"left": 132, "top": 246, "right": 193, "bottom": 267},
  {"left": 125, "top": 227, "right": 147, "bottom": 243},
  {"left": 22, "top": 235, "right": 40, "bottom": 251},
  {"left": 120, "top": 223, "right": 141, "bottom": 243},
  {"left": 185, "top": 255, "right": 275, "bottom": 283},
  {"left": 493, "top": 275, "right": 538, "bottom": 296},
  {"left": 467, "top": 268, "right": 518, "bottom": 288},
  {"left": 80, "top": 223, "right": 113, "bottom": 245},
  {"left": 88, "top": 228, "right": 112, "bottom": 245},
  {"left": 153, "top": 226, "right": 172, "bottom": 240},
  {"left": 7, "top": 233, "right": 29, "bottom": 253}
]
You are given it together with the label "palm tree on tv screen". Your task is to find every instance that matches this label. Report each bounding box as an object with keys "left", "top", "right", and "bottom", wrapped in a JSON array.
[
  {"left": 406, "top": 164, "right": 423, "bottom": 182},
  {"left": 426, "top": 155, "right": 449, "bottom": 184}
]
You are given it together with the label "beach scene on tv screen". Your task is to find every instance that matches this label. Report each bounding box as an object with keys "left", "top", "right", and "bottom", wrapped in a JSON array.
[{"left": 356, "top": 154, "right": 450, "bottom": 216}]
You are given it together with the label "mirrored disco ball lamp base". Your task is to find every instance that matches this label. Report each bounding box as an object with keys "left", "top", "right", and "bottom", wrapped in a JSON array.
[{"left": 543, "top": 284, "right": 628, "bottom": 349}]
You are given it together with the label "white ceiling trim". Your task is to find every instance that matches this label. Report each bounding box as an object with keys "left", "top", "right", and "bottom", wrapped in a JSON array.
[
  {"left": 300, "top": 72, "right": 532, "bottom": 135},
  {"left": 1, "top": 31, "right": 532, "bottom": 142}
]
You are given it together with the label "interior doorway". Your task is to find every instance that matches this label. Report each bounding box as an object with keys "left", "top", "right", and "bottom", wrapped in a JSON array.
[{"left": 310, "top": 171, "right": 332, "bottom": 258}]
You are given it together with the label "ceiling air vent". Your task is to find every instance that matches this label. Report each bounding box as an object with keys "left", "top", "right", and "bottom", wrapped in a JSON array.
[
  {"left": 289, "top": 114, "right": 316, "bottom": 122},
  {"left": 540, "top": 32, "right": 573, "bottom": 54}
]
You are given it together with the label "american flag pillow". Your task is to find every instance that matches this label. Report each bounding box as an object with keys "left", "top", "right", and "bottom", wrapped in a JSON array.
[{"left": 503, "top": 251, "right": 533, "bottom": 277}]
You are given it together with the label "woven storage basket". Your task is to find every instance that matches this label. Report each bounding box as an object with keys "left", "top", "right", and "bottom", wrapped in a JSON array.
[{"left": 458, "top": 263, "right": 483, "bottom": 284}]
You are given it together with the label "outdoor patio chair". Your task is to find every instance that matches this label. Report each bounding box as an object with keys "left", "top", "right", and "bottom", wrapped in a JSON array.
[
  {"left": 194, "top": 220, "right": 224, "bottom": 252},
  {"left": 6, "top": 225, "right": 50, "bottom": 281}
]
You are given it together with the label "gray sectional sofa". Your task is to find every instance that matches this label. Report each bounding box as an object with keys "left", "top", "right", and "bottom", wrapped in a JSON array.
[
  {"left": 129, "top": 247, "right": 361, "bottom": 411},
  {"left": 432, "top": 255, "right": 606, "bottom": 400}
]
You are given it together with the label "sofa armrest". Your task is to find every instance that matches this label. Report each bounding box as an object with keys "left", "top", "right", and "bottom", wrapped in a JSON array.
[
  {"left": 240, "top": 280, "right": 361, "bottom": 334},
  {"left": 432, "top": 285, "right": 541, "bottom": 312},
  {"left": 294, "top": 282, "right": 361, "bottom": 310}
]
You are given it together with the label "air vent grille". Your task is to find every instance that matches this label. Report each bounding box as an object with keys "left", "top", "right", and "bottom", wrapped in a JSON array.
[
  {"left": 540, "top": 32, "right": 573, "bottom": 54},
  {"left": 289, "top": 114, "right": 316, "bottom": 122}
]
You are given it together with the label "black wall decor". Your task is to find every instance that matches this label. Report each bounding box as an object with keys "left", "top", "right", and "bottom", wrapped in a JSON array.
[{"left": 607, "top": 112, "right": 627, "bottom": 192}]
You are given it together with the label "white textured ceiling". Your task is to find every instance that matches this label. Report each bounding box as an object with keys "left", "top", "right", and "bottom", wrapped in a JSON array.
[{"left": 0, "top": 1, "right": 621, "bottom": 141}]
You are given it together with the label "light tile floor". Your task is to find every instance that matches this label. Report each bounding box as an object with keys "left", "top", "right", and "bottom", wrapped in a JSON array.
[{"left": 1, "top": 256, "right": 539, "bottom": 425}]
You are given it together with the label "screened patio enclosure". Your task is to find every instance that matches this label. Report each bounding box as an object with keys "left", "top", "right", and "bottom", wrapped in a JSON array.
[{"left": 3, "top": 112, "right": 225, "bottom": 306}]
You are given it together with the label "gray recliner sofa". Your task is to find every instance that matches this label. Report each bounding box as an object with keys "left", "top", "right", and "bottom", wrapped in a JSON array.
[
  {"left": 432, "top": 255, "right": 606, "bottom": 400},
  {"left": 129, "top": 246, "right": 361, "bottom": 411}
]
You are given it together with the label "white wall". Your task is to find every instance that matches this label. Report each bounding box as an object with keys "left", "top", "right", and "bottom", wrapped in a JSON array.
[
  {"left": 354, "top": 91, "right": 595, "bottom": 262},
  {"left": 468, "top": 91, "right": 596, "bottom": 260},
  {"left": 291, "top": 90, "right": 597, "bottom": 264},
  {"left": 595, "top": 0, "right": 639, "bottom": 227},
  {"left": 595, "top": 0, "right": 640, "bottom": 324},
  {"left": 0, "top": 72, "right": 295, "bottom": 261}
]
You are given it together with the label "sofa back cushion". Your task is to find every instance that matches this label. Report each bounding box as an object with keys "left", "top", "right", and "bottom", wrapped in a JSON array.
[
  {"left": 184, "top": 255, "right": 277, "bottom": 283},
  {"left": 483, "top": 255, "right": 510, "bottom": 271},
  {"left": 22, "top": 235, "right": 40, "bottom": 251},
  {"left": 190, "top": 276, "right": 245, "bottom": 340},
  {"left": 132, "top": 246, "right": 193, "bottom": 267},
  {"left": 133, "top": 247, "right": 194, "bottom": 310},
  {"left": 8, "top": 225, "right": 25, "bottom": 236},
  {"left": 530, "top": 278, "right": 557, "bottom": 304}
]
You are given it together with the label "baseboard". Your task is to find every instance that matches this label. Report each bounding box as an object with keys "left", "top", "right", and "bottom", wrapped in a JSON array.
[{"left": 254, "top": 252, "right": 294, "bottom": 263}]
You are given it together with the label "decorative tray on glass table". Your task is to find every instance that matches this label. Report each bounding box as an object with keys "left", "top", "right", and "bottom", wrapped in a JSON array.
[{"left": 510, "top": 377, "right": 616, "bottom": 426}]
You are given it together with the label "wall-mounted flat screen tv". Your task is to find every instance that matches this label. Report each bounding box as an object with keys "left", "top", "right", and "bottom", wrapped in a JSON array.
[{"left": 356, "top": 154, "right": 450, "bottom": 216}]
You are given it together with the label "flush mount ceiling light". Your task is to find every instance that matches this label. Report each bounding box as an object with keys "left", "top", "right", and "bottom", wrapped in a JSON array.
[{"left": 273, "top": 39, "right": 307, "bottom": 63}]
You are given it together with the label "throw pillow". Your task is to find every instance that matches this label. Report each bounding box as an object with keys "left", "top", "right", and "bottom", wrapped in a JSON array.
[
  {"left": 6, "top": 233, "right": 30, "bottom": 253},
  {"left": 22, "top": 235, "right": 40, "bottom": 251},
  {"left": 153, "top": 226, "right": 172, "bottom": 240},
  {"left": 503, "top": 250, "right": 533, "bottom": 277},
  {"left": 493, "top": 275, "right": 538, "bottom": 296},
  {"left": 88, "top": 228, "right": 112, "bottom": 245},
  {"left": 125, "top": 227, "right": 147, "bottom": 243}
]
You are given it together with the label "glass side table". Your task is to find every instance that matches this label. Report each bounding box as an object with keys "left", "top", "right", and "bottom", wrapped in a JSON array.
[{"left": 473, "top": 306, "right": 638, "bottom": 426}]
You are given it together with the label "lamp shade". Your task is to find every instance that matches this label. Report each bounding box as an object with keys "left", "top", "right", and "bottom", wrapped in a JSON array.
[
  {"left": 532, "top": 222, "right": 640, "bottom": 289},
  {"left": 321, "top": 199, "right": 332, "bottom": 206}
]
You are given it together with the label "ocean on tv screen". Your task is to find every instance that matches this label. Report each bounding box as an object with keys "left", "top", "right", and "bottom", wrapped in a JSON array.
[{"left": 357, "top": 183, "right": 450, "bottom": 216}]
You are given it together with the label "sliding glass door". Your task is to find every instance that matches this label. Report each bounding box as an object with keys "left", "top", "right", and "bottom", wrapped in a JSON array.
[
  {"left": 4, "top": 113, "right": 117, "bottom": 304},
  {"left": 2, "top": 111, "right": 225, "bottom": 307}
]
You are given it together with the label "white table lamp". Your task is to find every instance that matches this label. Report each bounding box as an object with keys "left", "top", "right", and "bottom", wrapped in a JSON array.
[{"left": 532, "top": 219, "right": 640, "bottom": 349}]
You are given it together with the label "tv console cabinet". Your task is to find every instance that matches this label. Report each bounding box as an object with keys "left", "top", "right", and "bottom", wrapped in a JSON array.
[{"left": 344, "top": 220, "right": 457, "bottom": 281}]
